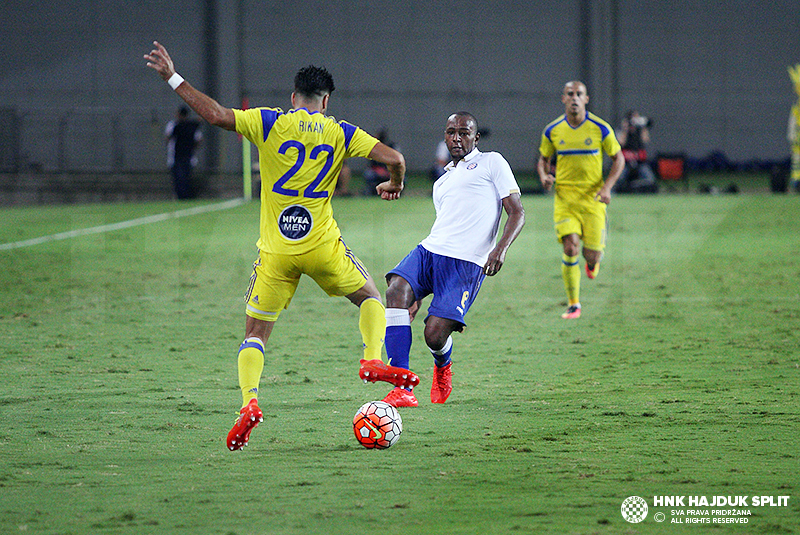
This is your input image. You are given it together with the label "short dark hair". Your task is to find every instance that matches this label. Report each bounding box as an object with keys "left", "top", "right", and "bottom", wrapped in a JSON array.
[
  {"left": 294, "top": 65, "right": 335, "bottom": 98},
  {"left": 452, "top": 111, "right": 479, "bottom": 132}
]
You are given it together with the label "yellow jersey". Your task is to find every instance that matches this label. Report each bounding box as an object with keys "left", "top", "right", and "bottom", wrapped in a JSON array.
[
  {"left": 539, "top": 112, "right": 621, "bottom": 193},
  {"left": 234, "top": 107, "right": 379, "bottom": 254},
  {"left": 791, "top": 102, "right": 800, "bottom": 144}
]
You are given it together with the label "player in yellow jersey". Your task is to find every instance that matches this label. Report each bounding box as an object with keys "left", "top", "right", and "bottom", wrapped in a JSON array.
[
  {"left": 788, "top": 64, "right": 800, "bottom": 191},
  {"left": 537, "top": 81, "right": 625, "bottom": 319},
  {"left": 145, "top": 41, "right": 419, "bottom": 451}
]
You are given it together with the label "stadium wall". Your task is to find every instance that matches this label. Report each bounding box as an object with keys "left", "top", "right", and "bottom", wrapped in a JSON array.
[
  {"left": 0, "top": 172, "right": 243, "bottom": 205},
  {"left": 1, "top": 0, "right": 798, "bottom": 178}
]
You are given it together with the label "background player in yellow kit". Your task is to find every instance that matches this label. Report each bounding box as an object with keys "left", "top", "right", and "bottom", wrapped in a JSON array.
[
  {"left": 537, "top": 81, "right": 625, "bottom": 319},
  {"left": 145, "top": 41, "right": 417, "bottom": 451},
  {"left": 788, "top": 64, "right": 800, "bottom": 192}
]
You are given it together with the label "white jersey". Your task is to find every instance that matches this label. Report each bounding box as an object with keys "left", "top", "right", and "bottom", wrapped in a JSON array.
[{"left": 420, "top": 148, "right": 520, "bottom": 266}]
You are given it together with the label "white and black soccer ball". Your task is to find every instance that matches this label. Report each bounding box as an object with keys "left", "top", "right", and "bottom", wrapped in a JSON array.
[{"left": 353, "top": 401, "right": 402, "bottom": 449}]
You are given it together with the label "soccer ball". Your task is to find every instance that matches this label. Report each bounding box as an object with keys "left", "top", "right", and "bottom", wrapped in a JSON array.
[{"left": 353, "top": 401, "right": 402, "bottom": 449}]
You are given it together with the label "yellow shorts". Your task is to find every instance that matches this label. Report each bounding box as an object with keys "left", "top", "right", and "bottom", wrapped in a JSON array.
[
  {"left": 244, "top": 237, "right": 369, "bottom": 322},
  {"left": 553, "top": 187, "right": 607, "bottom": 251}
]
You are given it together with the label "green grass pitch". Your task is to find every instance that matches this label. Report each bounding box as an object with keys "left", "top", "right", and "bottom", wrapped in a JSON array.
[{"left": 0, "top": 192, "right": 798, "bottom": 534}]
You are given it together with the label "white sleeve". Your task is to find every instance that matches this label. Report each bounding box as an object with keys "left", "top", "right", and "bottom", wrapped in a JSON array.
[{"left": 489, "top": 153, "right": 520, "bottom": 198}]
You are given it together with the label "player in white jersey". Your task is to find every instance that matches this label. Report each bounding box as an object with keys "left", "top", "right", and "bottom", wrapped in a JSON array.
[{"left": 381, "top": 112, "right": 526, "bottom": 407}]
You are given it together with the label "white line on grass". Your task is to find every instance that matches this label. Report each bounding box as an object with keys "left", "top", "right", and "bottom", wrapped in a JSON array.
[{"left": 0, "top": 198, "right": 247, "bottom": 251}]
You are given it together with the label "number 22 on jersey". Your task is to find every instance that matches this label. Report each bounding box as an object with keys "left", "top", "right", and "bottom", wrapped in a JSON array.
[{"left": 272, "top": 140, "right": 334, "bottom": 199}]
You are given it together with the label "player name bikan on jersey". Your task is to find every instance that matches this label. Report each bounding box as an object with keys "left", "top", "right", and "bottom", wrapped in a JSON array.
[{"left": 298, "top": 120, "right": 324, "bottom": 133}]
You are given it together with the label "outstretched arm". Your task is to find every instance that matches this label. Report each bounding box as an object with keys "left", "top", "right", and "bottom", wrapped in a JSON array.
[
  {"left": 144, "top": 41, "right": 236, "bottom": 131},
  {"left": 483, "top": 193, "right": 525, "bottom": 276},
  {"left": 370, "top": 142, "right": 406, "bottom": 200}
]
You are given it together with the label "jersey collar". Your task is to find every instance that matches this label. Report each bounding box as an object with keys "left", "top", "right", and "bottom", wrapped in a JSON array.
[
  {"left": 444, "top": 147, "right": 481, "bottom": 171},
  {"left": 289, "top": 107, "right": 323, "bottom": 116}
]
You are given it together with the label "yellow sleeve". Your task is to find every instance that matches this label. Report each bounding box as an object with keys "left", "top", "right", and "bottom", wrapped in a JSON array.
[
  {"left": 343, "top": 123, "right": 380, "bottom": 159},
  {"left": 602, "top": 125, "right": 622, "bottom": 156},
  {"left": 233, "top": 108, "right": 275, "bottom": 146},
  {"left": 539, "top": 132, "right": 554, "bottom": 159}
]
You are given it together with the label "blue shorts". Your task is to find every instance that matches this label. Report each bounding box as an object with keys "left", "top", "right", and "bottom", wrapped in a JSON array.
[{"left": 387, "top": 245, "right": 485, "bottom": 326}]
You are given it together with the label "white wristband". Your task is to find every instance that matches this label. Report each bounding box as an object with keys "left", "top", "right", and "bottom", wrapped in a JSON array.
[{"left": 167, "top": 73, "right": 184, "bottom": 90}]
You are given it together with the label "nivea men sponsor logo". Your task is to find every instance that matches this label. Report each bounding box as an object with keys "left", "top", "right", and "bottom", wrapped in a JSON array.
[{"left": 278, "top": 205, "right": 313, "bottom": 240}]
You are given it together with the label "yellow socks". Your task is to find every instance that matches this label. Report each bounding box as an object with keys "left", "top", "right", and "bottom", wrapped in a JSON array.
[
  {"left": 236, "top": 297, "right": 385, "bottom": 410},
  {"left": 562, "top": 253, "right": 580, "bottom": 306},
  {"left": 359, "top": 297, "right": 386, "bottom": 361},
  {"left": 238, "top": 337, "right": 265, "bottom": 409}
]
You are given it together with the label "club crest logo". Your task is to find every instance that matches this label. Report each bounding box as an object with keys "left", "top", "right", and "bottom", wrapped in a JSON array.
[
  {"left": 621, "top": 496, "right": 648, "bottom": 523},
  {"left": 584, "top": 137, "right": 592, "bottom": 146},
  {"left": 467, "top": 162, "right": 478, "bottom": 170},
  {"left": 278, "top": 205, "right": 313, "bottom": 240}
]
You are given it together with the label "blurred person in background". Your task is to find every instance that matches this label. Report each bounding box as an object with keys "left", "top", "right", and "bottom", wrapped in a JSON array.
[
  {"left": 363, "top": 128, "right": 398, "bottom": 195},
  {"left": 614, "top": 109, "right": 657, "bottom": 193},
  {"left": 165, "top": 106, "right": 202, "bottom": 199},
  {"left": 429, "top": 139, "right": 449, "bottom": 181},
  {"left": 334, "top": 160, "right": 353, "bottom": 196}
]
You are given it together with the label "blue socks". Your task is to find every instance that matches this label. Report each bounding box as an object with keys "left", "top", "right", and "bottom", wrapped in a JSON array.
[
  {"left": 429, "top": 335, "right": 453, "bottom": 368},
  {"left": 384, "top": 308, "right": 411, "bottom": 371}
]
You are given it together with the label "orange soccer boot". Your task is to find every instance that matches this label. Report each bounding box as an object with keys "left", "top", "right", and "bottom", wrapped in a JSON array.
[
  {"left": 383, "top": 387, "right": 419, "bottom": 408},
  {"left": 430, "top": 363, "right": 453, "bottom": 404},
  {"left": 226, "top": 399, "right": 263, "bottom": 451},
  {"left": 359, "top": 359, "right": 420, "bottom": 389}
]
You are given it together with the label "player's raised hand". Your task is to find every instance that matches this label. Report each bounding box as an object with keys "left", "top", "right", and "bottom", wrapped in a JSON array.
[
  {"left": 376, "top": 180, "right": 403, "bottom": 201},
  {"left": 144, "top": 41, "right": 176, "bottom": 81}
]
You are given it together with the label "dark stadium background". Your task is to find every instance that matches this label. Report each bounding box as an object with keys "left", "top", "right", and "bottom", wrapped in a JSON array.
[{"left": 1, "top": 0, "right": 798, "bottom": 199}]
